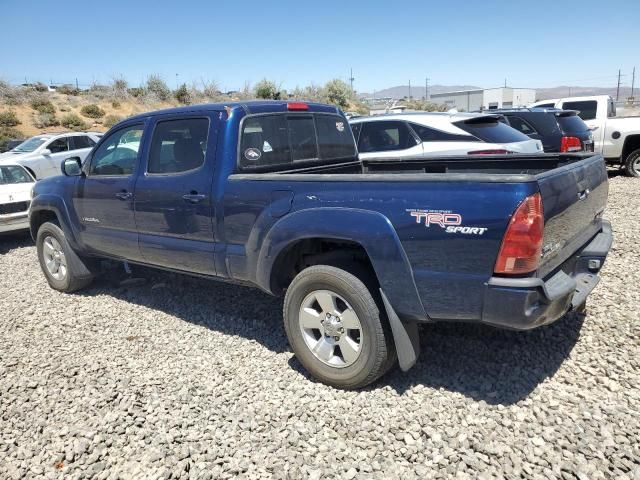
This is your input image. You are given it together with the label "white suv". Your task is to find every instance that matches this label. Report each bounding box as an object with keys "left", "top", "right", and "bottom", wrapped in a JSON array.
[
  {"left": 0, "top": 132, "right": 101, "bottom": 179},
  {"left": 350, "top": 112, "right": 543, "bottom": 160}
]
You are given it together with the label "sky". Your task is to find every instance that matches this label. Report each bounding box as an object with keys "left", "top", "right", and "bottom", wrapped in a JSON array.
[{"left": 2, "top": 0, "right": 639, "bottom": 93}]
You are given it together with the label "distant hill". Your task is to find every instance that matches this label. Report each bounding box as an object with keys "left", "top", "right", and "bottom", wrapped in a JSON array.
[
  {"left": 360, "top": 84, "right": 636, "bottom": 102},
  {"left": 359, "top": 85, "right": 481, "bottom": 99},
  {"left": 535, "top": 86, "right": 634, "bottom": 101}
]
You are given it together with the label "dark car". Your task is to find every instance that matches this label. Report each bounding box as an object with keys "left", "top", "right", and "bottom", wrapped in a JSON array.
[
  {"left": 490, "top": 108, "right": 593, "bottom": 153},
  {"left": 0, "top": 139, "right": 25, "bottom": 153}
]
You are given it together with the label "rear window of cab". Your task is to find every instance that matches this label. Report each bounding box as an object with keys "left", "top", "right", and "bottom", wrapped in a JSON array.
[{"left": 239, "top": 113, "right": 356, "bottom": 170}]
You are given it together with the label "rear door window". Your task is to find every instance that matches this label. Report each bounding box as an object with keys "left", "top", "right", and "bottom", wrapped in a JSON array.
[
  {"left": 561, "top": 101, "right": 598, "bottom": 121},
  {"left": 70, "top": 135, "right": 96, "bottom": 150},
  {"left": 505, "top": 116, "right": 538, "bottom": 135},
  {"left": 454, "top": 119, "right": 530, "bottom": 143},
  {"left": 358, "top": 121, "right": 416, "bottom": 153},
  {"left": 148, "top": 118, "right": 209, "bottom": 174}
]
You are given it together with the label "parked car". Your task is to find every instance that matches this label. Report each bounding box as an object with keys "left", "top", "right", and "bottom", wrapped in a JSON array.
[
  {"left": 349, "top": 112, "right": 543, "bottom": 161},
  {"left": 0, "top": 164, "right": 35, "bottom": 234},
  {"left": 530, "top": 95, "right": 640, "bottom": 176},
  {"left": 0, "top": 132, "right": 101, "bottom": 179},
  {"left": 0, "top": 139, "right": 26, "bottom": 153},
  {"left": 29, "top": 101, "right": 612, "bottom": 388},
  {"left": 489, "top": 108, "right": 593, "bottom": 153}
]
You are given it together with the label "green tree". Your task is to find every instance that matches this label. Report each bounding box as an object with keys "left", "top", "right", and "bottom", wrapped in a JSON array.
[
  {"left": 324, "top": 79, "right": 352, "bottom": 109},
  {"left": 175, "top": 83, "right": 191, "bottom": 104},
  {"left": 254, "top": 79, "right": 279, "bottom": 100},
  {"left": 146, "top": 74, "right": 170, "bottom": 101}
]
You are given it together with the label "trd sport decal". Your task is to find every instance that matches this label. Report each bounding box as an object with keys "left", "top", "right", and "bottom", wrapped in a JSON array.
[{"left": 407, "top": 209, "right": 488, "bottom": 235}]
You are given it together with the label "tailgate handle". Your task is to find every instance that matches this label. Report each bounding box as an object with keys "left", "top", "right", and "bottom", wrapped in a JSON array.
[{"left": 578, "top": 188, "right": 590, "bottom": 201}]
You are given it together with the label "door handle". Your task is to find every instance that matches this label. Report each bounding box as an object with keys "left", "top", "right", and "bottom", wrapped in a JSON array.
[
  {"left": 578, "top": 188, "right": 590, "bottom": 201},
  {"left": 182, "top": 193, "right": 206, "bottom": 203},
  {"left": 115, "top": 191, "right": 133, "bottom": 200}
]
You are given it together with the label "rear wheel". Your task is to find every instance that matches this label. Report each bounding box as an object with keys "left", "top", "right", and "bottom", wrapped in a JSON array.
[
  {"left": 283, "top": 265, "right": 394, "bottom": 389},
  {"left": 37, "top": 221, "right": 94, "bottom": 292},
  {"left": 623, "top": 148, "right": 640, "bottom": 177}
]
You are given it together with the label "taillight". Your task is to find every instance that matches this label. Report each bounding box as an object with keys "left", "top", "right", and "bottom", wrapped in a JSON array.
[
  {"left": 287, "top": 102, "right": 309, "bottom": 111},
  {"left": 468, "top": 149, "right": 513, "bottom": 155},
  {"left": 494, "top": 193, "right": 544, "bottom": 275},
  {"left": 560, "top": 136, "right": 582, "bottom": 152}
]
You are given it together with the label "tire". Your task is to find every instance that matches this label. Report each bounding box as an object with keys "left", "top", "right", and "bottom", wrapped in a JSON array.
[
  {"left": 36, "top": 221, "right": 94, "bottom": 293},
  {"left": 283, "top": 265, "right": 395, "bottom": 389},
  {"left": 623, "top": 148, "right": 640, "bottom": 177}
]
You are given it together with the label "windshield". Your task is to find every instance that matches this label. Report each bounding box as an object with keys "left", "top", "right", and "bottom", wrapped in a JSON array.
[
  {"left": 13, "top": 136, "right": 49, "bottom": 153},
  {"left": 0, "top": 165, "right": 34, "bottom": 184}
]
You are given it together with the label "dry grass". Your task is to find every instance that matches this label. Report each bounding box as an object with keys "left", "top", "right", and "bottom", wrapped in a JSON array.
[{"left": 6, "top": 92, "right": 177, "bottom": 137}]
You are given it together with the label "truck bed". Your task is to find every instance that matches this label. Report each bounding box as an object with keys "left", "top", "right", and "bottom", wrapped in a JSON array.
[{"left": 238, "top": 153, "right": 598, "bottom": 180}]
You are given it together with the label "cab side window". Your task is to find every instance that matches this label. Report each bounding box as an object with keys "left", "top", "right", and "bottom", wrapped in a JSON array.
[
  {"left": 48, "top": 137, "right": 69, "bottom": 153},
  {"left": 89, "top": 125, "right": 143, "bottom": 176},
  {"left": 148, "top": 118, "right": 209, "bottom": 174}
]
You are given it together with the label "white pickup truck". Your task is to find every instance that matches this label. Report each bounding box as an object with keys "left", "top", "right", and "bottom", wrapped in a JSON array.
[{"left": 530, "top": 95, "right": 640, "bottom": 177}]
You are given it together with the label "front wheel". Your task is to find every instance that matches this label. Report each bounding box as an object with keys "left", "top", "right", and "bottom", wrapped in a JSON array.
[
  {"left": 36, "top": 221, "right": 94, "bottom": 292},
  {"left": 623, "top": 148, "right": 640, "bottom": 177},
  {"left": 283, "top": 265, "right": 395, "bottom": 389}
]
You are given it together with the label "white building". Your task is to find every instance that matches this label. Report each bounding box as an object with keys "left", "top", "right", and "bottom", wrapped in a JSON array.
[{"left": 430, "top": 87, "right": 536, "bottom": 112}]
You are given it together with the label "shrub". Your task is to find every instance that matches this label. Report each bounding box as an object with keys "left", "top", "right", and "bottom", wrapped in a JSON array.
[
  {"left": 104, "top": 114, "right": 123, "bottom": 128},
  {"left": 145, "top": 74, "right": 170, "bottom": 101},
  {"left": 0, "top": 127, "right": 24, "bottom": 152},
  {"left": 30, "top": 97, "right": 55, "bottom": 114},
  {"left": 174, "top": 83, "right": 191, "bottom": 104},
  {"left": 57, "top": 84, "right": 80, "bottom": 95},
  {"left": 0, "top": 110, "right": 20, "bottom": 127},
  {"left": 34, "top": 82, "right": 48, "bottom": 92},
  {"left": 33, "top": 113, "right": 60, "bottom": 128},
  {"left": 60, "top": 113, "right": 87, "bottom": 131},
  {"left": 128, "top": 87, "right": 145, "bottom": 98},
  {"left": 111, "top": 100, "right": 121, "bottom": 109},
  {"left": 80, "top": 104, "right": 105, "bottom": 119},
  {"left": 254, "top": 79, "right": 279, "bottom": 100},
  {"left": 324, "top": 79, "right": 352, "bottom": 109}
]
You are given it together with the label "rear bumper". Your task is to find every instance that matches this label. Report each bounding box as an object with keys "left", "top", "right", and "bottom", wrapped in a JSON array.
[{"left": 481, "top": 221, "right": 612, "bottom": 330}]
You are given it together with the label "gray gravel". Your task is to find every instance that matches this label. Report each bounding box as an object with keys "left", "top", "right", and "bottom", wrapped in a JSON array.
[{"left": 1, "top": 173, "right": 639, "bottom": 480}]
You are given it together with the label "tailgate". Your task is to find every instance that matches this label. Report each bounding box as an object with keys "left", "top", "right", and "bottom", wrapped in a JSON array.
[{"left": 536, "top": 154, "right": 608, "bottom": 277}]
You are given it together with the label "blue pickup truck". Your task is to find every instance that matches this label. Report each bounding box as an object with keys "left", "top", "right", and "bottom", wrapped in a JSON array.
[{"left": 29, "top": 101, "right": 612, "bottom": 388}]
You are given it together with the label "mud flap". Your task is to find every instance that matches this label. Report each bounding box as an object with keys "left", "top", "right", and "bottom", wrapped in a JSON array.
[{"left": 380, "top": 289, "right": 420, "bottom": 371}]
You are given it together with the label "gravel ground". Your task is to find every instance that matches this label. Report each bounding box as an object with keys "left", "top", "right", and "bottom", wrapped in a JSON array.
[{"left": 0, "top": 173, "right": 638, "bottom": 480}]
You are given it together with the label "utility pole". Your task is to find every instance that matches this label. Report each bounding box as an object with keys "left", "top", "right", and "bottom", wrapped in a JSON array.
[
  {"left": 616, "top": 69, "right": 621, "bottom": 101},
  {"left": 75, "top": 78, "right": 79, "bottom": 90},
  {"left": 349, "top": 68, "right": 355, "bottom": 93},
  {"left": 425, "top": 77, "right": 430, "bottom": 101},
  {"left": 504, "top": 78, "right": 507, "bottom": 88},
  {"left": 631, "top": 66, "right": 636, "bottom": 100},
  {"left": 408, "top": 80, "right": 412, "bottom": 101}
]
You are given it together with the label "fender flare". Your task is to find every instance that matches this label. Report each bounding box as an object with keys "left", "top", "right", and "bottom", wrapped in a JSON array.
[
  {"left": 256, "top": 207, "right": 428, "bottom": 323},
  {"left": 29, "top": 194, "right": 81, "bottom": 249}
]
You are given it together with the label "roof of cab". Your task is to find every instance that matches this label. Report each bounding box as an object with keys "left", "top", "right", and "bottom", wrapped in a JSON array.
[{"left": 124, "top": 100, "right": 341, "bottom": 123}]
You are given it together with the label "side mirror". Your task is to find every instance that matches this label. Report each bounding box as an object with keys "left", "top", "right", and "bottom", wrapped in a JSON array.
[
  {"left": 41, "top": 148, "right": 52, "bottom": 156},
  {"left": 62, "top": 157, "right": 83, "bottom": 176}
]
